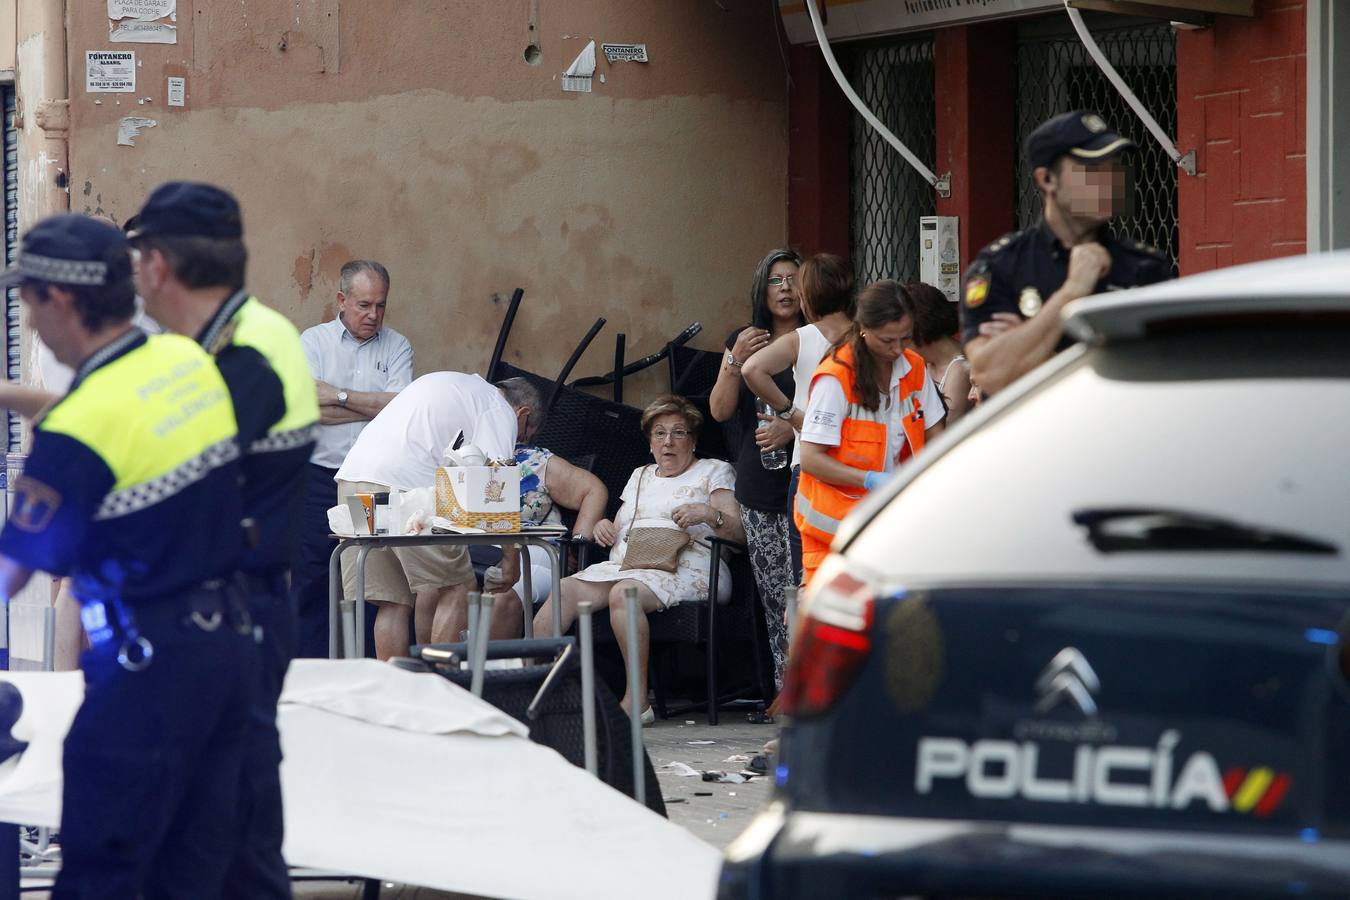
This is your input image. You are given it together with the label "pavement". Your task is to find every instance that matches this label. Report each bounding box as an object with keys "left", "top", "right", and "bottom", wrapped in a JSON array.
[{"left": 25, "top": 712, "right": 780, "bottom": 899}]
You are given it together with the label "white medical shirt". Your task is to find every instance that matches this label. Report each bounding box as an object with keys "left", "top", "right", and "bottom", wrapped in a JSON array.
[
  {"left": 301, "top": 319, "right": 414, "bottom": 469},
  {"left": 335, "top": 372, "right": 518, "bottom": 491},
  {"left": 800, "top": 353, "right": 945, "bottom": 472}
]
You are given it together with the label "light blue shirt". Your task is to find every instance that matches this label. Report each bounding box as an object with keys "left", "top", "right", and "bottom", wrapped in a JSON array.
[{"left": 300, "top": 318, "right": 414, "bottom": 468}]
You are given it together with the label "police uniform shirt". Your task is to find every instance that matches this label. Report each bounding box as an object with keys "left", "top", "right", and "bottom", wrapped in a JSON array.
[
  {"left": 959, "top": 221, "right": 1173, "bottom": 350},
  {"left": 197, "top": 290, "right": 320, "bottom": 574},
  {"left": 0, "top": 329, "right": 245, "bottom": 607}
]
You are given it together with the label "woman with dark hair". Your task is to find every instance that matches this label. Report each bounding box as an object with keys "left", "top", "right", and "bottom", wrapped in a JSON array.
[
  {"left": 795, "top": 281, "right": 947, "bottom": 584},
  {"left": 710, "top": 248, "right": 803, "bottom": 689},
  {"left": 906, "top": 281, "right": 973, "bottom": 426},
  {"left": 742, "top": 253, "right": 855, "bottom": 586}
]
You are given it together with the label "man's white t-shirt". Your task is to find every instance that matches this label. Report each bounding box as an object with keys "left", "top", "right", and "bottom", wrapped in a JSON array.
[
  {"left": 336, "top": 372, "right": 517, "bottom": 491},
  {"left": 800, "top": 353, "right": 945, "bottom": 472}
]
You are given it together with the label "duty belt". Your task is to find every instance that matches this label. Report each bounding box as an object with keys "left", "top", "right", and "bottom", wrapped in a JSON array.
[{"left": 79, "top": 578, "right": 254, "bottom": 672}]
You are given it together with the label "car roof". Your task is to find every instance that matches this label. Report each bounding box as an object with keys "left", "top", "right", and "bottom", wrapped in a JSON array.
[{"left": 1064, "top": 250, "right": 1350, "bottom": 343}]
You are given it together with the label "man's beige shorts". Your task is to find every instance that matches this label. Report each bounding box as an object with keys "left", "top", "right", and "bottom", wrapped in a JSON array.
[{"left": 337, "top": 479, "right": 474, "bottom": 607}]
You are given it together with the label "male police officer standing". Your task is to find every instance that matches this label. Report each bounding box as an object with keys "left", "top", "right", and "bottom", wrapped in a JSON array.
[
  {"left": 129, "top": 182, "right": 319, "bottom": 900},
  {"left": 961, "top": 110, "right": 1173, "bottom": 396},
  {"left": 0, "top": 215, "right": 254, "bottom": 897}
]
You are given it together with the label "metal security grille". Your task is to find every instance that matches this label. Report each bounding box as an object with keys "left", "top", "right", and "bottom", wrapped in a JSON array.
[
  {"left": 1014, "top": 21, "right": 1179, "bottom": 271},
  {"left": 846, "top": 36, "right": 936, "bottom": 286},
  {"left": 3, "top": 85, "right": 17, "bottom": 454}
]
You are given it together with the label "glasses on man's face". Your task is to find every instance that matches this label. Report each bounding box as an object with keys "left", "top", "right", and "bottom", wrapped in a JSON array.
[
  {"left": 651, "top": 428, "right": 691, "bottom": 442},
  {"left": 766, "top": 275, "right": 796, "bottom": 287}
]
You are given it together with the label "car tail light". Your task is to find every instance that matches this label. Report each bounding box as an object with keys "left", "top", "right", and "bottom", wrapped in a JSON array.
[{"left": 778, "top": 562, "right": 876, "bottom": 719}]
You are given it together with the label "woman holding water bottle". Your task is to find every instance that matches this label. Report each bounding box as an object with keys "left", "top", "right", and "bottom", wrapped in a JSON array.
[{"left": 710, "top": 248, "right": 803, "bottom": 688}]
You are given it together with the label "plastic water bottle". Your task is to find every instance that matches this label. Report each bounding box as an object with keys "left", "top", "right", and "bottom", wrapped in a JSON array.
[{"left": 756, "top": 400, "right": 789, "bottom": 470}]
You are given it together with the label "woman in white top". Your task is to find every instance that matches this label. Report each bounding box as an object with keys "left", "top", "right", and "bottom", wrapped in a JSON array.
[
  {"left": 533, "top": 395, "right": 744, "bottom": 722},
  {"left": 741, "top": 253, "right": 855, "bottom": 583},
  {"left": 906, "top": 281, "right": 973, "bottom": 426}
]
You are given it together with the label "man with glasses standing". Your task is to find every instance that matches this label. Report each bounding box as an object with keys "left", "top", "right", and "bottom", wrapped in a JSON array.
[{"left": 961, "top": 110, "right": 1172, "bottom": 397}]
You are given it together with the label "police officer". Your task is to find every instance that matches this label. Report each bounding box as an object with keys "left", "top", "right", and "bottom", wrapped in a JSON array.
[
  {"left": 0, "top": 214, "right": 254, "bottom": 898},
  {"left": 960, "top": 109, "right": 1173, "bottom": 396},
  {"left": 128, "top": 182, "right": 319, "bottom": 900}
]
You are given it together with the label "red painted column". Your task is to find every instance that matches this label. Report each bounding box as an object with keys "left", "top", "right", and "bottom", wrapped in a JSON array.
[
  {"left": 787, "top": 44, "right": 852, "bottom": 259},
  {"left": 934, "top": 23, "right": 1017, "bottom": 266},
  {"left": 1176, "top": 0, "right": 1306, "bottom": 274}
]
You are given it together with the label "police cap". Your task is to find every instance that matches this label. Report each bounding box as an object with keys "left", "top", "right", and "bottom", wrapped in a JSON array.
[
  {"left": 0, "top": 214, "right": 131, "bottom": 288},
  {"left": 1025, "top": 110, "right": 1136, "bottom": 170},
  {"left": 127, "top": 181, "right": 243, "bottom": 241}
]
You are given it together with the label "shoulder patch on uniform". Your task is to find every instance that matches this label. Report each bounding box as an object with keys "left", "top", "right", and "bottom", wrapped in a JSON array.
[
  {"left": 964, "top": 275, "right": 990, "bottom": 308},
  {"left": 983, "top": 231, "right": 1017, "bottom": 255},
  {"left": 1131, "top": 239, "right": 1168, "bottom": 259},
  {"left": 9, "top": 476, "right": 61, "bottom": 533}
]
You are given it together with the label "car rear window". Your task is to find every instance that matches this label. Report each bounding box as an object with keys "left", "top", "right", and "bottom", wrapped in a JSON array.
[{"left": 846, "top": 327, "right": 1350, "bottom": 588}]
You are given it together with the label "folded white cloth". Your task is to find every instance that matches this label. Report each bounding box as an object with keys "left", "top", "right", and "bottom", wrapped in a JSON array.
[{"left": 280, "top": 659, "right": 527, "bottom": 738}]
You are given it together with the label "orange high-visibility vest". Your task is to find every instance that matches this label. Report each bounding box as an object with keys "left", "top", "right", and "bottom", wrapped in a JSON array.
[{"left": 795, "top": 343, "right": 929, "bottom": 553}]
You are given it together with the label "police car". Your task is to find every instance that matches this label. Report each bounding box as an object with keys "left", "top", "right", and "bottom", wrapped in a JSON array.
[{"left": 720, "top": 252, "right": 1350, "bottom": 899}]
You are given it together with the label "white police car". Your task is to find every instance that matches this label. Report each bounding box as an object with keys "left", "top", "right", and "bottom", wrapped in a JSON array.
[{"left": 720, "top": 252, "right": 1350, "bottom": 899}]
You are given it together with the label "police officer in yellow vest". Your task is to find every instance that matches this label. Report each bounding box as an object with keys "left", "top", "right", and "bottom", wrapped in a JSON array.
[
  {"left": 0, "top": 214, "right": 255, "bottom": 897},
  {"left": 795, "top": 281, "right": 947, "bottom": 585},
  {"left": 128, "top": 182, "right": 319, "bottom": 900}
]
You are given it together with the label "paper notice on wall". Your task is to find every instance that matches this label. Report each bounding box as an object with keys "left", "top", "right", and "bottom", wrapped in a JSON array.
[
  {"left": 562, "top": 40, "right": 596, "bottom": 93},
  {"left": 601, "top": 43, "right": 648, "bottom": 64},
  {"left": 108, "top": 0, "right": 175, "bottom": 20},
  {"left": 167, "top": 77, "right": 185, "bottom": 107},
  {"left": 117, "top": 116, "right": 157, "bottom": 146},
  {"left": 86, "top": 51, "right": 136, "bottom": 92},
  {"left": 110, "top": 20, "right": 177, "bottom": 43}
]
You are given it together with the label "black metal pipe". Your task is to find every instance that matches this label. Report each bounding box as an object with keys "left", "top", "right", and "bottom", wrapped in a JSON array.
[
  {"left": 485, "top": 287, "right": 524, "bottom": 382},
  {"left": 613, "top": 333, "right": 626, "bottom": 404},
  {"left": 546, "top": 317, "right": 606, "bottom": 411},
  {"left": 571, "top": 322, "right": 703, "bottom": 388}
]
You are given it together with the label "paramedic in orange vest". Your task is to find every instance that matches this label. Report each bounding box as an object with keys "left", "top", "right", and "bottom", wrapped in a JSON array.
[{"left": 795, "top": 281, "right": 947, "bottom": 584}]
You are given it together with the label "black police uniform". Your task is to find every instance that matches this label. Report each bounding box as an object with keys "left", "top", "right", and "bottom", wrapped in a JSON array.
[
  {"left": 959, "top": 108, "right": 1175, "bottom": 353},
  {"left": 197, "top": 288, "right": 319, "bottom": 900},
  {"left": 959, "top": 221, "right": 1173, "bottom": 349},
  {"left": 0, "top": 327, "right": 254, "bottom": 899}
]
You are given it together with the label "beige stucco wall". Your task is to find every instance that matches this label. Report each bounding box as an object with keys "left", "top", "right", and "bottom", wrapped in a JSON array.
[{"left": 59, "top": 1, "right": 789, "bottom": 401}]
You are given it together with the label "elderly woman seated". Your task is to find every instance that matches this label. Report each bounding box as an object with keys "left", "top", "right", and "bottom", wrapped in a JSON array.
[{"left": 533, "top": 394, "right": 743, "bottom": 723}]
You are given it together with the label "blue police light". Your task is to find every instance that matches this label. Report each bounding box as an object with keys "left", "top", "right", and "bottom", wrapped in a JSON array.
[
  {"left": 775, "top": 764, "right": 789, "bottom": 787},
  {"left": 1298, "top": 827, "right": 1320, "bottom": 844},
  {"left": 1304, "top": 628, "right": 1338, "bottom": 646}
]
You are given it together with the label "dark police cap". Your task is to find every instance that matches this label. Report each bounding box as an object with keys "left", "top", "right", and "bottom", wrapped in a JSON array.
[
  {"left": 126, "top": 181, "right": 243, "bottom": 240},
  {"left": 0, "top": 214, "right": 131, "bottom": 289},
  {"left": 1025, "top": 110, "right": 1136, "bottom": 170}
]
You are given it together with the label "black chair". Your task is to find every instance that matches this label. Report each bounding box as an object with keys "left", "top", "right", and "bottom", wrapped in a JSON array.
[
  {"left": 575, "top": 535, "right": 775, "bottom": 726},
  {"left": 406, "top": 638, "right": 666, "bottom": 816}
]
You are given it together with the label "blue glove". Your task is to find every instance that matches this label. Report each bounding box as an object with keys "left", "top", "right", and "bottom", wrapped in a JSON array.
[{"left": 863, "top": 469, "right": 891, "bottom": 492}]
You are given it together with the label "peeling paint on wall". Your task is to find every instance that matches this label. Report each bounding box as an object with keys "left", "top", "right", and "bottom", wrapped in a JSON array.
[{"left": 116, "top": 116, "right": 156, "bottom": 145}]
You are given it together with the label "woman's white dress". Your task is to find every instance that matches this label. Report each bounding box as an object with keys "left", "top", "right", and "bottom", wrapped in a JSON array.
[{"left": 572, "top": 458, "right": 736, "bottom": 608}]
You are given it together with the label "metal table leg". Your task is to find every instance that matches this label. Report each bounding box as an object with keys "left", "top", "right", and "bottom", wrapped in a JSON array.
[
  {"left": 528, "top": 538, "right": 564, "bottom": 638},
  {"left": 328, "top": 540, "right": 348, "bottom": 659},
  {"left": 354, "top": 543, "right": 373, "bottom": 659},
  {"left": 519, "top": 547, "right": 534, "bottom": 639},
  {"left": 578, "top": 600, "right": 598, "bottom": 777},
  {"left": 624, "top": 586, "right": 645, "bottom": 806}
]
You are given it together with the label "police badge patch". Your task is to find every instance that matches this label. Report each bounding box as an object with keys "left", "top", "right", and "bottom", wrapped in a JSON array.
[
  {"left": 1018, "top": 286, "right": 1043, "bottom": 318},
  {"left": 10, "top": 477, "right": 60, "bottom": 533}
]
